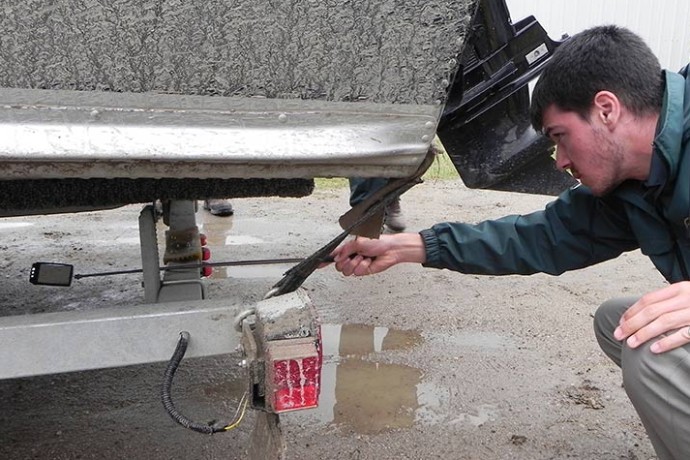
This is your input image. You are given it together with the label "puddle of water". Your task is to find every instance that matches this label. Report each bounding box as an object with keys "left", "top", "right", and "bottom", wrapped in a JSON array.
[
  {"left": 91, "top": 237, "right": 141, "bottom": 245},
  {"left": 196, "top": 323, "right": 501, "bottom": 435},
  {"left": 326, "top": 359, "right": 420, "bottom": 433},
  {"left": 197, "top": 213, "right": 234, "bottom": 247},
  {"left": 415, "top": 380, "right": 498, "bottom": 427},
  {"left": 294, "top": 324, "right": 502, "bottom": 433},
  {"left": 223, "top": 235, "right": 265, "bottom": 245},
  {"left": 301, "top": 323, "right": 425, "bottom": 434},
  {"left": 153, "top": 209, "right": 268, "bottom": 249},
  {"left": 0, "top": 222, "right": 34, "bottom": 230},
  {"left": 325, "top": 323, "right": 423, "bottom": 356},
  {"left": 198, "top": 212, "right": 268, "bottom": 247},
  {"left": 210, "top": 263, "right": 293, "bottom": 280},
  {"left": 447, "top": 404, "right": 500, "bottom": 427},
  {"left": 289, "top": 323, "right": 495, "bottom": 435}
]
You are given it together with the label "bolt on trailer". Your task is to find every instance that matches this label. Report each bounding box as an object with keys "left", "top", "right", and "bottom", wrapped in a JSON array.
[{"left": 0, "top": 0, "right": 571, "bottom": 457}]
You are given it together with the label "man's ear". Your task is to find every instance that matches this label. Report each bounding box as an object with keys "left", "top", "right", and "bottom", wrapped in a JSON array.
[{"left": 593, "top": 91, "right": 620, "bottom": 128}]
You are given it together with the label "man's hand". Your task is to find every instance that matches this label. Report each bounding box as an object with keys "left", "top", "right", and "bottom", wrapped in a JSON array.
[
  {"left": 330, "top": 233, "right": 426, "bottom": 276},
  {"left": 614, "top": 281, "right": 690, "bottom": 353}
]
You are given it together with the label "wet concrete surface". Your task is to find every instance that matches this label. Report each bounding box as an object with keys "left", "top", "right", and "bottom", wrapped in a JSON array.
[{"left": 0, "top": 180, "right": 661, "bottom": 459}]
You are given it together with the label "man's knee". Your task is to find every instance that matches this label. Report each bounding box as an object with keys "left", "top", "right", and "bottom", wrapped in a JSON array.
[
  {"left": 594, "top": 299, "right": 619, "bottom": 340},
  {"left": 620, "top": 344, "right": 654, "bottom": 400},
  {"left": 593, "top": 297, "right": 638, "bottom": 368},
  {"left": 621, "top": 335, "right": 690, "bottom": 397}
]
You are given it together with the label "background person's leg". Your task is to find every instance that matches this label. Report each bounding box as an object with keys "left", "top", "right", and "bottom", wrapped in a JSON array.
[
  {"left": 348, "top": 177, "right": 388, "bottom": 207},
  {"left": 348, "top": 177, "right": 406, "bottom": 232}
]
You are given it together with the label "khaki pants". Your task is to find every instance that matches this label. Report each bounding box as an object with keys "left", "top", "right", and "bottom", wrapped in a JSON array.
[{"left": 594, "top": 297, "right": 690, "bottom": 460}]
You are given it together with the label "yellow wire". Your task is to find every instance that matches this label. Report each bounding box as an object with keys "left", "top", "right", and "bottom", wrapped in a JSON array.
[
  {"left": 231, "top": 391, "right": 248, "bottom": 419},
  {"left": 222, "top": 392, "right": 249, "bottom": 431}
]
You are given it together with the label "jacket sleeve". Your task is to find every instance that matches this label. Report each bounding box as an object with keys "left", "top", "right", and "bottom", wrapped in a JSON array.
[{"left": 420, "top": 185, "right": 640, "bottom": 275}]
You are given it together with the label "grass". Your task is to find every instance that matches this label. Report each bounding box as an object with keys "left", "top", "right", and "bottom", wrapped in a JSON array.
[
  {"left": 314, "top": 138, "right": 459, "bottom": 190},
  {"left": 314, "top": 177, "right": 350, "bottom": 190},
  {"left": 423, "top": 145, "right": 459, "bottom": 180}
]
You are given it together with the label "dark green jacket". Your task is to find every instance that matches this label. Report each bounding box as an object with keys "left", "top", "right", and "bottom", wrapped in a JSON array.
[{"left": 421, "top": 69, "right": 690, "bottom": 283}]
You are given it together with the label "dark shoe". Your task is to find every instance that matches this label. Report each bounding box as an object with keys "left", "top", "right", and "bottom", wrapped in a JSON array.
[
  {"left": 203, "top": 199, "right": 234, "bottom": 216},
  {"left": 384, "top": 197, "right": 406, "bottom": 232}
]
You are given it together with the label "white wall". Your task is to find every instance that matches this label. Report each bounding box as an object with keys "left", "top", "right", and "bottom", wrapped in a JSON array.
[{"left": 505, "top": 0, "right": 690, "bottom": 70}]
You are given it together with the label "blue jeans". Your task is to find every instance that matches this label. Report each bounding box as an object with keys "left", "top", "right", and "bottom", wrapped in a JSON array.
[{"left": 348, "top": 177, "right": 389, "bottom": 207}]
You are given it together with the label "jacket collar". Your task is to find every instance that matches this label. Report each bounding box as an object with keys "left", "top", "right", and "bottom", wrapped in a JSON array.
[{"left": 652, "top": 70, "right": 686, "bottom": 180}]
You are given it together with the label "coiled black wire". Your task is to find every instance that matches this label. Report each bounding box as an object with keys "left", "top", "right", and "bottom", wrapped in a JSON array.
[{"left": 161, "top": 331, "right": 226, "bottom": 434}]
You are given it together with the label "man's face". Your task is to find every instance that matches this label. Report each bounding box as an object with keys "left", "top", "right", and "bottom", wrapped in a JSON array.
[{"left": 542, "top": 104, "right": 625, "bottom": 196}]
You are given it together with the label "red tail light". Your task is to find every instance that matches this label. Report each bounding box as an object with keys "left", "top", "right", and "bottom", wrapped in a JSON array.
[
  {"left": 240, "top": 290, "right": 321, "bottom": 414},
  {"left": 265, "top": 331, "right": 322, "bottom": 413}
]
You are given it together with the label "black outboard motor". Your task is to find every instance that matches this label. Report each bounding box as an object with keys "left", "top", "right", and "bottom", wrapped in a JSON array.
[{"left": 439, "top": 0, "right": 577, "bottom": 195}]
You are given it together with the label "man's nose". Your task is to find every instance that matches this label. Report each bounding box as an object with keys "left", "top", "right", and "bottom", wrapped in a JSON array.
[{"left": 555, "top": 148, "right": 570, "bottom": 171}]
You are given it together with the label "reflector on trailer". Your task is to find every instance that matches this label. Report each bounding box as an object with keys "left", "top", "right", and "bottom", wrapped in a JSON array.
[
  {"left": 265, "top": 334, "right": 322, "bottom": 413},
  {"left": 240, "top": 289, "right": 322, "bottom": 414}
]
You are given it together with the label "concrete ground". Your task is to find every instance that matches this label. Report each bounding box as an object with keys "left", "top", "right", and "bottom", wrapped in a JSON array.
[{"left": 0, "top": 179, "right": 659, "bottom": 459}]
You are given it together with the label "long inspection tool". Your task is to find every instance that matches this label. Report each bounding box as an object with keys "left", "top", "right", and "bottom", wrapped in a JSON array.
[
  {"left": 263, "top": 146, "right": 438, "bottom": 299},
  {"left": 72, "top": 258, "right": 306, "bottom": 280}
]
